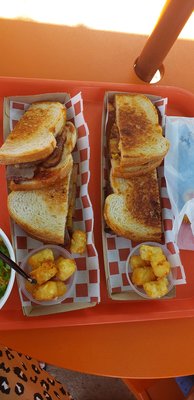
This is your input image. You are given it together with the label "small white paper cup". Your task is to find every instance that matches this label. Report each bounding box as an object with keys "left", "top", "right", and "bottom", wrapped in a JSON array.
[{"left": 19, "top": 245, "right": 76, "bottom": 306}]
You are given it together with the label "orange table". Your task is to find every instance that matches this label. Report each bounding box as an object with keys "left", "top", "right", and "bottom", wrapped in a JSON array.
[{"left": 0, "top": 18, "right": 194, "bottom": 379}]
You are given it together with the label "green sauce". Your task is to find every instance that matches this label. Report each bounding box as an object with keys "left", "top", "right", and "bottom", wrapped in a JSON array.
[{"left": 0, "top": 240, "right": 11, "bottom": 298}]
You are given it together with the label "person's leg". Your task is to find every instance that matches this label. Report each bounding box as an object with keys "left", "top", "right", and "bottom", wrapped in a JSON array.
[{"left": 0, "top": 344, "right": 73, "bottom": 399}]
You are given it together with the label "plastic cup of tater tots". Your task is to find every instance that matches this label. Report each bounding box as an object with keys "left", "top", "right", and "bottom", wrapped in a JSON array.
[
  {"left": 126, "top": 242, "right": 175, "bottom": 300},
  {"left": 18, "top": 245, "right": 77, "bottom": 306}
]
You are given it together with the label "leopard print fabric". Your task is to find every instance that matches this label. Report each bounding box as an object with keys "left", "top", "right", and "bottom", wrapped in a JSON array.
[{"left": 0, "top": 345, "right": 73, "bottom": 399}]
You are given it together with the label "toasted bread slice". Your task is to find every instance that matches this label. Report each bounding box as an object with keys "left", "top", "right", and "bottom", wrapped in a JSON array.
[
  {"left": 8, "top": 172, "right": 72, "bottom": 244},
  {"left": 111, "top": 157, "right": 163, "bottom": 177},
  {"left": 9, "top": 122, "right": 77, "bottom": 190},
  {"left": 0, "top": 101, "right": 66, "bottom": 164},
  {"left": 9, "top": 153, "right": 73, "bottom": 191},
  {"left": 115, "top": 94, "right": 169, "bottom": 167},
  {"left": 108, "top": 111, "right": 164, "bottom": 176},
  {"left": 104, "top": 170, "right": 162, "bottom": 242}
]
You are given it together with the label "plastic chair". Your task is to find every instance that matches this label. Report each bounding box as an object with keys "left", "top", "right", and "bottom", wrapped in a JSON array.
[{"left": 123, "top": 378, "right": 185, "bottom": 400}]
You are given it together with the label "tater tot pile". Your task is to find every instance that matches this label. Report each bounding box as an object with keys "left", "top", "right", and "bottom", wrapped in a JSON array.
[
  {"left": 25, "top": 248, "right": 76, "bottom": 302},
  {"left": 130, "top": 245, "right": 171, "bottom": 298}
]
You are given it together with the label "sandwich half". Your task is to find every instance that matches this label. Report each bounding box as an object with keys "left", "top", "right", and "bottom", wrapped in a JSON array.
[
  {"left": 0, "top": 101, "right": 66, "bottom": 164},
  {"left": 0, "top": 101, "right": 77, "bottom": 189},
  {"left": 107, "top": 94, "right": 169, "bottom": 175},
  {"left": 7, "top": 121, "right": 77, "bottom": 190},
  {"left": 104, "top": 169, "right": 162, "bottom": 242},
  {"left": 8, "top": 168, "right": 73, "bottom": 244},
  {"left": 109, "top": 131, "right": 163, "bottom": 177}
]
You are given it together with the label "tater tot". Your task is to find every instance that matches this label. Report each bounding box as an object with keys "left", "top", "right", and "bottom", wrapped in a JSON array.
[
  {"left": 30, "top": 261, "right": 57, "bottom": 285},
  {"left": 151, "top": 253, "right": 166, "bottom": 265},
  {"left": 28, "top": 249, "right": 54, "bottom": 270},
  {"left": 143, "top": 277, "right": 169, "bottom": 298},
  {"left": 151, "top": 257, "right": 170, "bottom": 278},
  {"left": 70, "top": 230, "right": 87, "bottom": 254},
  {"left": 130, "top": 255, "right": 148, "bottom": 270},
  {"left": 140, "top": 245, "right": 163, "bottom": 262},
  {"left": 25, "top": 281, "right": 37, "bottom": 295},
  {"left": 132, "top": 267, "right": 155, "bottom": 286},
  {"left": 55, "top": 257, "right": 76, "bottom": 281},
  {"left": 27, "top": 278, "right": 67, "bottom": 301},
  {"left": 33, "top": 281, "right": 59, "bottom": 301},
  {"left": 55, "top": 281, "right": 67, "bottom": 296},
  {"left": 26, "top": 247, "right": 77, "bottom": 302}
]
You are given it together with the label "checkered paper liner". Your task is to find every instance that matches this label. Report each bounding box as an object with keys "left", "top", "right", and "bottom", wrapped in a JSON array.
[
  {"left": 102, "top": 92, "right": 186, "bottom": 296},
  {"left": 6, "top": 92, "right": 100, "bottom": 312}
]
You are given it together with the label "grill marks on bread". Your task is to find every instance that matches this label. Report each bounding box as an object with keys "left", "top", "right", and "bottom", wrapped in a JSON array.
[
  {"left": 3, "top": 101, "right": 77, "bottom": 245},
  {"left": 110, "top": 170, "right": 162, "bottom": 230},
  {"left": 125, "top": 173, "right": 161, "bottom": 228},
  {"left": 10, "top": 107, "right": 58, "bottom": 139},
  {"left": 104, "top": 93, "right": 166, "bottom": 242},
  {"left": 0, "top": 101, "right": 66, "bottom": 164},
  {"left": 29, "top": 101, "right": 66, "bottom": 137},
  {"left": 8, "top": 121, "right": 77, "bottom": 191},
  {"left": 113, "top": 94, "right": 169, "bottom": 168},
  {"left": 118, "top": 106, "right": 153, "bottom": 150}
]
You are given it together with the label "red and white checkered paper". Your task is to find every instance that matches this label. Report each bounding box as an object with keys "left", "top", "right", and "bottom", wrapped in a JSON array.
[
  {"left": 102, "top": 94, "right": 186, "bottom": 295},
  {"left": 8, "top": 93, "right": 100, "bottom": 307}
]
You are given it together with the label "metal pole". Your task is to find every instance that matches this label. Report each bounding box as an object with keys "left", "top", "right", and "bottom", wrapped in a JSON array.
[{"left": 134, "top": 0, "right": 194, "bottom": 82}]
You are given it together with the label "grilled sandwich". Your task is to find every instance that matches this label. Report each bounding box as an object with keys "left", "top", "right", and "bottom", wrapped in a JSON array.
[
  {"left": 8, "top": 168, "right": 73, "bottom": 244},
  {"left": 0, "top": 101, "right": 66, "bottom": 164},
  {"left": 107, "top": 94, "right": 169, "bottom": 177},
  {"left": 8, "top": 121, "right": 77, "bottom": 190},
  {"left": 109, "top": 126, "right": 163, "bottom": 177},
  {"left": 104, "top": 169, "right": 162, "bottom": 242},
  {"left": 0, "top": 101, "right": 77, "bottom": 189}
]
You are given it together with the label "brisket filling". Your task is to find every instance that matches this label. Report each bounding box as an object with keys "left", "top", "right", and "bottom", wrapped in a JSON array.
[{"left": 7, "top": 129, "right": 67, "bottom": 184}]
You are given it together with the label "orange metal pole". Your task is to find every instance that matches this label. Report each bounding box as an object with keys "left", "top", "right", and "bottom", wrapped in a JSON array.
[{"left": 134, "top": 0, "right": 194, "bottom": 82}]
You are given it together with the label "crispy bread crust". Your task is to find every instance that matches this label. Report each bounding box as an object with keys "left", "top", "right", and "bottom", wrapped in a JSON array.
[
  {"left": 104, "top": 170, "right": 162, "bottom": 242},
  {"left": 8, "top": 122, "right": 77, "bottom": 190},
  {"left": 0, "top": 101, "right": 66, "bottom": 164},
  {"left": 114, "top": 94, "right": 169, "bottom": 167},
  {"left": 0, "top": 140, "right": 56, "bottom": 165},
  {"left": 111, "top": 157, "right": 163, "bottom": 178},
  {"left": 104, "top": 197, "right": 162, "bottom": 243},
  {"left": 123, "top": 171, "right": 161, "bottom": 228},
  {"left": 104, "top": 94, "right": 166, "bottom": 242},
  {"left": 8, "top": 175, "right": 71, "bottom": 244},
  {"left": 9, "top": 154, "right": 73, "bottom": 191}
]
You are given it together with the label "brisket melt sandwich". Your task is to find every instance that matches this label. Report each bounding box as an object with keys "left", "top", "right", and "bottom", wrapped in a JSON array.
[
  {"left": 0, "top": 101, "right": 77, "bottom": 190},
  {"left": 0, "top": 100, "right": 78, "bottom": 244},
  {"left": 104, "top": 93, "right": 169, "bottom": 243},
  {"left": 7, "top": 163, "right": 78, "bottom": 245},
  {"left": 104, "top": 170, "right": 162, "bottom": 242},
  {"left": 108, "top": 94, "right": 169, "bottom": 178}
]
